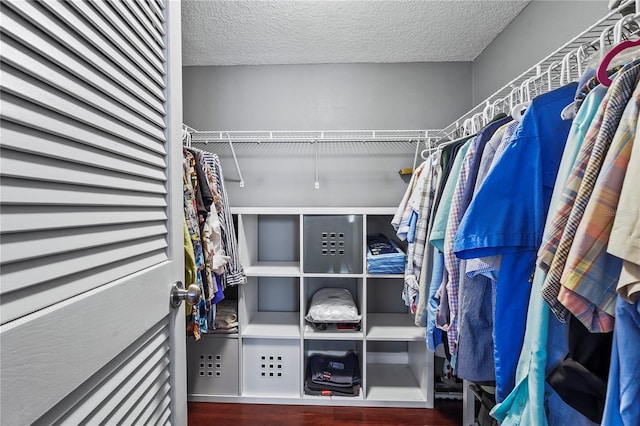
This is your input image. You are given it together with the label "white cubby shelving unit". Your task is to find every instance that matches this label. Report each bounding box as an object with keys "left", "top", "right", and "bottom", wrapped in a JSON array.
[{"left": 187, "top": 207, "right": 437, "bottom": 408}]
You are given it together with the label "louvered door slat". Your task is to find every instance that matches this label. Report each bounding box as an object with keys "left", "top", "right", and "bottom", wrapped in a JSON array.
[
  {"left": 25, "top": 319, "right": 173, "bottom": 426},
  {"left": 128, "top": 0, "right": 165, "bottom": 39},
  {"left": 91, "top": 340, "right": 169, "bottom": 426},
  {"left": 159, "top": 408, "right": 172, "bottom": 426},
  {"left": 121, "top": 0, "right": 165, "bottom": 48},
  {"left": 1, "top": 125, "right": 166, "bottom": 181},
  {"left": 69, "top": 0, "right": 166, "bottom": 79},
  {"left": 0, "top": 67, "right": 166, "bottom": 154},
  {"left": 107, "top": 0, "right": 166, "bottom": 55},
  {"left": 52, "top": 328, "right": 169, "bottom": 426},
  {"left": 1, "top": 40, "right": 166, "bottom": 141},
  {"left": 0, "top": 9, "right": 165, "bottom": 127},
  {"left": 140, "top": 393, "right": 172, "bottom": 426},
  {"left": 0, "top": 177, "right": 167, "bottom": 207},
  {"left": 44, "top": 0, "right": 165, "bottom": 85},
  {"left": 1, "top": 223, "right": 167, "bottom": 265},
  {"left": 1, "top": 205, "right": 167, "bottom": 234},
  {"left": 1, "top": 97, "right": 166, "bottom": 168},
  {"left": 1, "top": 145, "right": 166, "bottom": 195},
  {"left": 3, "top": 1, "right": 166, "bottom": 100},
  {"left": 147, "top": 0, "right": 165, "bottom": 23},
  {"left": 126, "top": 380, "right": 171, "bottom": 425}
]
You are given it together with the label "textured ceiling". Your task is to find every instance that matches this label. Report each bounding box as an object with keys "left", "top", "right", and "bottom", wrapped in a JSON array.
[{"left": 182, "top": 0, "right": 531, "bottom": 66}]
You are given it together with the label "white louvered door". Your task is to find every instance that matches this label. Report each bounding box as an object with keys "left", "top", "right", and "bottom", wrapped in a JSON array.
[{"left": 0, "top": 0, "right": 185, "bottom": 425}]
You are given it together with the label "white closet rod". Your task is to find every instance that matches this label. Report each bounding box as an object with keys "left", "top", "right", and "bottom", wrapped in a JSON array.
[
  {"left": 182, "top": 127, "right": 444, "bottom": 188},
  {"left": 437, "top": 0, "right": 640, "bottom": 141},
  {"left": 187, "top": 129, "right": 444, "bottom": 144}
]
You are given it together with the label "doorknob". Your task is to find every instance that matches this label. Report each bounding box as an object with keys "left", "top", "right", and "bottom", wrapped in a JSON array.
[{"left": 171, "top": 281, "right": 202, "bottom": 308}]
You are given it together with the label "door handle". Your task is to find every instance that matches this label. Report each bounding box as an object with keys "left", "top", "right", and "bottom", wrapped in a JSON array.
[{"left": 170, "top": 281, "right": 202, "bottom": 308}]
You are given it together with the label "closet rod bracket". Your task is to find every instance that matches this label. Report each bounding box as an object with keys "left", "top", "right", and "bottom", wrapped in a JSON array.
[{"left": 314, "top": 140, "right": 320, "bottom": 189}]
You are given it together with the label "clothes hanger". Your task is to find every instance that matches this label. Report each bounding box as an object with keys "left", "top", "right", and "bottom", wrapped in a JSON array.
[
  {"left": 510, "top": 77, "right": 532, "bottom": 123},
  {"left": 597, "top": 15, "right": 640, "bottom": 87},
  {"left": 547, "top": 61, "right": 561, "bottom": 92}
]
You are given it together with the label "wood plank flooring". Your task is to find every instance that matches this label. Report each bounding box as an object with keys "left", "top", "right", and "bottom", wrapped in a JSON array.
[{"left": 188, "top": 401, "right": 464, "bottom": 426}]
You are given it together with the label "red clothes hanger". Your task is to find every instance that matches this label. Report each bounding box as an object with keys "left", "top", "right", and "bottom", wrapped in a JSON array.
[{"left": 596, "top": 38, "right": 640, "bottom": 87}]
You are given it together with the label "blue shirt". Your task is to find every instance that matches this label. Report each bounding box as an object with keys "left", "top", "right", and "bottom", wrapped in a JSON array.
[
  {"left": 460, "top": 116, "right": 513, "bottom": 216},
  {"left": 601, "top": 295, "right": 640, "bottom": 425},
  {"left": 454, "top": 82, "right": 577, "bottom": 402},
  {"left": 491, "top": 84, "right": 608, "bottom": 425}
]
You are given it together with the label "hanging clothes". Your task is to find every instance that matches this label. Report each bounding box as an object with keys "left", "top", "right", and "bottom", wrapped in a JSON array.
[
  {"left": 455, "top": 82, "right": 577, "bottom": 402},
  {"left": 200, "top": 151, "right": 247, "bottom": 288},
  {"left": 181, "top": 142, "right": 247, "bottom": 338},
  {"left": 538, "top": 62, "right": 640, "bottom": 324},
  {"left": 558, "top": 77, "right": 639, "bottom": 331},
  {"left": 183, "top": 149, "right": 207, "bottom": 338},
  {"left": 491, "top": 79, "right": 609, "bottom": 426},
  {"left": 493, "top": 58, "right": 640, "bottom": 425}
]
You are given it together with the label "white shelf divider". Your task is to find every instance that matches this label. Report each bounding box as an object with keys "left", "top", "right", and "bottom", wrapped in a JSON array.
[
  {"left": 365, "top": 273, "right": 404, "bottom": 279},
  {"left": 303, "top": 323, "right": 364, "bottom": 340},
  {"left": 244, "top": 261, "right": 301, "bottom": 276}
]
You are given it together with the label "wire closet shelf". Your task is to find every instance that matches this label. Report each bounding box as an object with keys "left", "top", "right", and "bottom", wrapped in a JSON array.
[{"left": 438, "top": 0, "right": 640, "bottom": 141}]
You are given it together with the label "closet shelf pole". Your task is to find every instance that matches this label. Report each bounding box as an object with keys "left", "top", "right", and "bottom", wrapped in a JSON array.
[
  {"left": 314, "top": 140, "right": 320, "bottom": 189},
  {"left": 412, "top": 135, "right": 421, "bottom": 172},
  {"left": 226, "top": 132, "right": 245, "bottom": 188}
]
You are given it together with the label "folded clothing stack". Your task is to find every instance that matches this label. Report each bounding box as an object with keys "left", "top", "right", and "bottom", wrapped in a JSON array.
[
  {"left": 305, "top": 351, "right": 361, "bottom": 397},
  {"left": 209, "top": 299, "right": 238, "bottom": 334},
  {"left": 366, "top": 233, "right": 406, "bottom": 274}
]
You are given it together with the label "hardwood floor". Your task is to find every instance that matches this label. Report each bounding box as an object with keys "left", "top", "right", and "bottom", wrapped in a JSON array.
[{"left": 188, "top": 401, "right": 464, "bottom": 426}]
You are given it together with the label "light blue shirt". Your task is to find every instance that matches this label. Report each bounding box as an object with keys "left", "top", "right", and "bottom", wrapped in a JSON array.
[{"left": 491, "top": 84, "right": 607, "bottom": 425}]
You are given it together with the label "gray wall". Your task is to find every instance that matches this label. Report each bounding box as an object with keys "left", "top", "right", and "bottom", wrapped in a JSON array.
[
  {"left": 472, "top": 0, "right": 608, "bottom": 105},
  {"left": 183, "top": 62, "right": 472, "bottom": 207},
  {"left": 183, "top": 62, "right": 472, "bottom": 131},
  {"left": 183, "top": 1, "right": 612, "bottom": 208}
]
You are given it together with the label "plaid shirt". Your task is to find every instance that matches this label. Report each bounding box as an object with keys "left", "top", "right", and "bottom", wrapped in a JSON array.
[
  {"left": 403, "top": 152, "right": 441, "bottom": 311},
  {"left": 438, "top": 138, "right": 477, "bottom": 359},
  {"left": 539, "top": 62, "right": 640, "bottom": 322},
  {"left": 558, "top": 77, "right": 640, "bottom": 332}
]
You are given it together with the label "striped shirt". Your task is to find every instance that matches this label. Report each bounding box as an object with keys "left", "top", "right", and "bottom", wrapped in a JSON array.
[
  {"left": 202, "top": 152, "right": 247, "bottom": 288},
  {"left": 538, "top": 62, "right": 640, "bottom": 322},
  {"left": 438, "top": 137, "right": 477, "bottom": 360}
]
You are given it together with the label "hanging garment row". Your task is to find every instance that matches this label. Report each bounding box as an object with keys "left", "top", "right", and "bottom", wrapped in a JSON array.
[
  {"left": 393, "top": 31, "right": 639, "bottom": 426},
  {"left": 182, "top": 136, "right": 246, "bottom": 340}
]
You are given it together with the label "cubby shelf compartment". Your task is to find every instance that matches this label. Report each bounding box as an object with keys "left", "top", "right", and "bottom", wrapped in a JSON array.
[
  {"left": 366, "top": 313, "right": 425, "bottom": 341},
  {"left": 366, "top": 364, "right": 426, "bottom": 402},
  {"left": 243, "top": 312, "right": 301, "bottom": 338}
]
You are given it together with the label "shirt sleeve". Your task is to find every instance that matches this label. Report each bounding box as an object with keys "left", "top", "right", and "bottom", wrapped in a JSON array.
[{"left": 453, "top": 132, "right": 544, "bottom": 259}]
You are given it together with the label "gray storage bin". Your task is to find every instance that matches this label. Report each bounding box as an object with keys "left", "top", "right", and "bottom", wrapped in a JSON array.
[
  {"left": 187, "top": 336, "right": 239, "bottom": 396},
  {"left": 303, "top": 215, "right": 363, "bottom": 273},
  {"left": 242, "top": 339, "right": 301, "bottom": 397}
]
